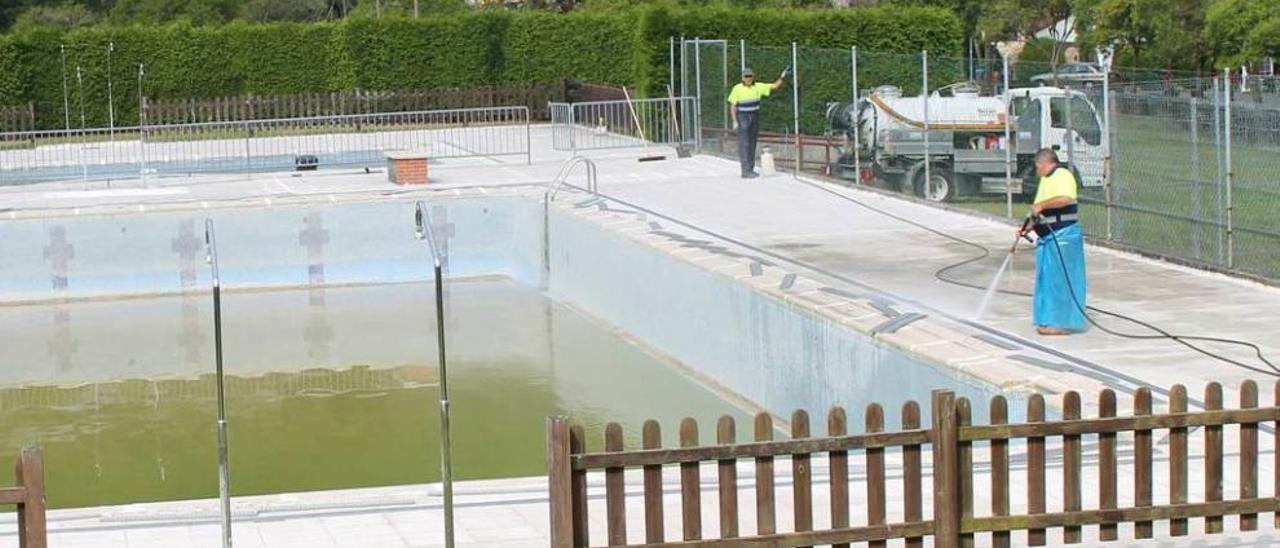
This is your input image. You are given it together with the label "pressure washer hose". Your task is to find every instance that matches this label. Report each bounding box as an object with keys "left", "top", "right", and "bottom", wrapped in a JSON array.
[{"left": 792, "top": 177, "right": 1279, "bottom": 377}]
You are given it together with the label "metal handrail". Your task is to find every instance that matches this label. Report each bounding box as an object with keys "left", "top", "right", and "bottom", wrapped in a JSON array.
[
  {"left": 546, "top": 155, "right": 598, "bottom": 201},
  {"left": 413, "top": 202, "right": 455, "bottom": 548}
]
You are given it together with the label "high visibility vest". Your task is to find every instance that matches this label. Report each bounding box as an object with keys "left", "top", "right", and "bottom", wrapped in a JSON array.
[{"left": 727, "top": 83, "right": 773, "bottom": 113}]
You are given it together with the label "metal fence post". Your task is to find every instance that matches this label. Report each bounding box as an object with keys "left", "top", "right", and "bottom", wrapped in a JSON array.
[
  {"left": 139, "top": 64, "right": 148, "bottom": 186},
  {"left": 740, "top": 39, "right": 746, "bottom": 74},
  {"left": 1002, "top": 50, "right": 1013, "bottom": 218},
  {"left": 694, "top": 38, "right": 702, "bottom": 152},
  {"left": 1213, "top": 76, "right": 1225, "bottom": 265},
  {"left": 1064, "top": 87, "right": 1076, "bottom": 204},
  {"left": 792, "top": 42, "right": 800, "bottom": 176},
  {"left": 1101, "top": 51, "right": 1114, "bottom": 240},
  {"left": 931, "top": 390, "right": 961, "bottom": 548},
  {"left": 243, "top": 121, "right": 251, "bottom": 180},
  {"left": 679, "top": 36, "right": 686, "bottom": 101},
  {"left": 722, "top": 42, "right": 729, "bottom": 135},
  {"left": 669, "top": 37, "right": 675, "bottom": 95},
  {"left": 1190, "top": 97, "right": 1202, "bottom": 260},
  {"left": 568, "top": 106, "right": 577, "bottom": 155},
  {"left": 922, "top": 50, "right": 931, "bottom": 201},
  {"left": 1224, "top": 69, "right": 1234, "bottom": 269},
  {"left": 852, "top": 46, "right": 861, "bottom": 183}
]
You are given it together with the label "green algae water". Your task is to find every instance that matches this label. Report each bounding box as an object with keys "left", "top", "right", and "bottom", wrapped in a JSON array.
[{"left": 0, "top": 280, "right": 748, "bottom": 509}]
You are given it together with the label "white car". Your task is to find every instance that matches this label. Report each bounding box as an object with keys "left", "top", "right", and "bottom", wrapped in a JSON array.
[{"left": 1029, "top": 63, "right": 1107, "bottom": 86}]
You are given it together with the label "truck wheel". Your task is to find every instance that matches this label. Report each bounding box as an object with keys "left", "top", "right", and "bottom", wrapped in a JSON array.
[{"left": 914, "top": 165, "right": 955, "bottom": 202}]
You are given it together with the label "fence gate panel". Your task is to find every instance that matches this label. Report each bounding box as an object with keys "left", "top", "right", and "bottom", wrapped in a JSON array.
[{"left": 681, "top": 39, "right": 728, "bottom": 150}]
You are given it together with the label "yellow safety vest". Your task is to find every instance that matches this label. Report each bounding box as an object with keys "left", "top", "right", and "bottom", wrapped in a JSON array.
[
  {"left": 1035, "top": 166, "right": 1078, "bottom": 204},
  {"left": 727, "top": 83, "right": 772, "bottom": 113}
]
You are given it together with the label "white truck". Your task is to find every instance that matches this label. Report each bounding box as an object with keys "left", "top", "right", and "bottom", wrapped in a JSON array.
[{"left": 825, "top": 84, "right": 1105, "bottom": 202}]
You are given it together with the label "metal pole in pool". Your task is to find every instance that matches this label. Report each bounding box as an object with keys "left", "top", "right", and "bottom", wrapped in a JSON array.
[
  {"left": 61, "top": 44, "right": 71, "bottom": 133},
  {"left": 203, "top": 219, "right": 233, "bottom": 548},
  {"left": 414, "top": 202, "right": 455, "bottom": 548},
  {"left": 792, "top": 42, "right": 799, "bottom": 176},
  {"left": 922, "top": 50, "right": 931, "bottom": 201}
]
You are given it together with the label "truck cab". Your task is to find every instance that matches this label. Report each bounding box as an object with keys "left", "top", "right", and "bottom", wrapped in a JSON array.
[
  {"left": 1009, "top": 87, "right": 1105, "bottom": 195},
  {"left": 826, "top": 85, "right": 1106, "bottom": 202}
]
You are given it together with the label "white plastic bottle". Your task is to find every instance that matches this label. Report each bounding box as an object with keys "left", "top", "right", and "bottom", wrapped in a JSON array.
[{"left": 760, "top": 146, "right": 776, "bottom": 177}]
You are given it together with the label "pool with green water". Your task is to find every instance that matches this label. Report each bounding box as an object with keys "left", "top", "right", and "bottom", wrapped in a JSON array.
[{"left": 0, "top": 279, "right": 749, "bottom": 509}]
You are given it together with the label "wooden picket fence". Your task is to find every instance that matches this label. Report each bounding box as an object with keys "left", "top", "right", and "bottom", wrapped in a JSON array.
[
  {"left": 0, "top": 103, "right": 35, "bottom": 133},
  {"left": 547, "top": 381, "right": 1278, "bottom": 547},
  {"left": 1, "top": 447, "right": 46, "bottom": 548},
  {"left": 143, "top": 84, "right": 570, "bottom": 126}
]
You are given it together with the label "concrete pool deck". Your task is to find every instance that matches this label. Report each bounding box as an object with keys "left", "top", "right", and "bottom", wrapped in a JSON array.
[{"left": 3, "top": 127, "right": 1280, "bottom": 546}]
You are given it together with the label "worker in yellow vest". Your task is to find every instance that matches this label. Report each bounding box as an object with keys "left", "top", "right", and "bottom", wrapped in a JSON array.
[{"left": 728, "top": 66, "right": 787, "bottom": 179}]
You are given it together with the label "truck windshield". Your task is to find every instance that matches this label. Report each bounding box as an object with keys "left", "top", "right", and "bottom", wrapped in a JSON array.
[{"left": 1050, "top": 96, "right": 1102, "bottom": 145}]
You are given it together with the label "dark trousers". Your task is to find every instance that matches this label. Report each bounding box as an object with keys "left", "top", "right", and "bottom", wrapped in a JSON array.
[{"left": 737, "top": 110, "right": 760, "bottom": 175}]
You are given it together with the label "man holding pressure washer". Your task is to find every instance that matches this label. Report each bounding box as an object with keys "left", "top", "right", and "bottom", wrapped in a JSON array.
[
  {"left": 728, "top": 66, "right": 789, "bottom": 179},
  {"left": 1018, "top": 148, "right": 1088, "bottom": 335}
]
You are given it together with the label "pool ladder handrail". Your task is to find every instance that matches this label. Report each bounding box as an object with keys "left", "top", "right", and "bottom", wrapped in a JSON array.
[{"left": 547, "top": 155, "right": 598, "bottom": 202}]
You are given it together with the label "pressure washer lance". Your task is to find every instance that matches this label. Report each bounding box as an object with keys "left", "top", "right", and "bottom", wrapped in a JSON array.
[{"left": 1012, "top": 211, "right": 1037, "bottom": 254}]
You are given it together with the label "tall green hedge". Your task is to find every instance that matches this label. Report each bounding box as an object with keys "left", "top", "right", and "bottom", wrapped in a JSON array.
[{"left": 0, "top": 6, "right": 961, "bottom": 130}]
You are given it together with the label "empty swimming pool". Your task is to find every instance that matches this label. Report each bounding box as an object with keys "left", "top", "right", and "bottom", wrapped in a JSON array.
[{"left": 0, "top": 190, "right": 1019, "bottom": 509}]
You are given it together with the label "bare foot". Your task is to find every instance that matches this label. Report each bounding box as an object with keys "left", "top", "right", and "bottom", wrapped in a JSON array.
[{"left": 1036, "top": 326, "right": 1072, "bottom": 336}]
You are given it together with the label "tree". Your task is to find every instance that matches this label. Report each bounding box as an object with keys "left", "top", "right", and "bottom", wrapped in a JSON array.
[
  {"left": 109, "top": 0, "right": 244, "bottom": 25},
  {"left": 981, "top": 0, "right": 1074, "bottom": 81},
  {"left": 1248, "top": 16, "right": 1280, "bottom": 60},
  {"left": 11, "top": 4, "right": 100, "bottom": 32},
  {"left": 1087, "top": 0, "right": 1161, "bottom": 67},
  {"left": 347, "top": 0, "right": 466, "bottom": 17},
  {"left": 241, "top": 0, "right": 330, "bottom": 22},
  {"left": 1204, "top": 0, "right": 1280, "bottom": 68},
  {"left": 888, "top": 0, "right": 985, "bottom": 57}
]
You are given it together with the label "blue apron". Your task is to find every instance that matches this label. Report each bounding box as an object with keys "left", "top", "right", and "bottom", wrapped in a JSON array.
[{"left": 1034, "top": 223, "right": 1088, "bottom": 331}]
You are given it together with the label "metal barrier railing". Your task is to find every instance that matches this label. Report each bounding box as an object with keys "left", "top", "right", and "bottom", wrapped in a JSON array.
[
  {"left": 0, "top": 106, "right": 531, "bottom": 187},
  {"left": 549, "top": 97, "right": 697, "bottom": 153}
]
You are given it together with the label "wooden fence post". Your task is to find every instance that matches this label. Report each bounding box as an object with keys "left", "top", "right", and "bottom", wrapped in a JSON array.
[
  {"left": 931, "top": 390, "right": 960, "bottom": 548},
  {"left": 604, "top": 423, "right": 626, "bottom": 546},
  {"left": 679, "top": 418, "right": 701, "bottom": 541},
  {"left": 717, "top": 416, "right": 739, "bottom": 539},
  {"left": 17, "top": 447, "right": 46, "bottom": 548},
  {"left": 547, "top": 417, "right": 574, "bottom": 548},
  {"left": 754, "top": 413, "right": 776, "bottom": 535},
  {"left": 642, "top": 420, "right": 665, "bottom": 543},
  {"left": 570, "top": 424, "right": 589, "bottom": 545}
]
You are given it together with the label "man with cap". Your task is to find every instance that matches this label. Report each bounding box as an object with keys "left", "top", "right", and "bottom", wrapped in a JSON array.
[{"left": 727, "top": 66, "right": 788, "bottom": 178}]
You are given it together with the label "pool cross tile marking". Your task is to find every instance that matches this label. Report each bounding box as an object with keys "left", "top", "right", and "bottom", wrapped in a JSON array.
[
  {"left": 300, "top": 213, "right": 331, "bottom": 289},
  {"left": 172, "top": 220, "right": 203, "bottom": 290},
  {"left": 43, "top": 225, "right": 74, "bottom": 291},
  {"left": 47, "top": 307, "right": 78, "bottom": 373},
  {"left": 177, "top": 299, "right": 204, "bottom": 366}
]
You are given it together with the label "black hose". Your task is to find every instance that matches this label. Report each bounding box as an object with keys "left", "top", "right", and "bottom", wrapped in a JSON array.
[
  {"left": 795, "top": 177, "right": 1279, "bottom": 377},
  {"left": 1043, "top": 227, "right": 1280, "bottom": 377}
]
